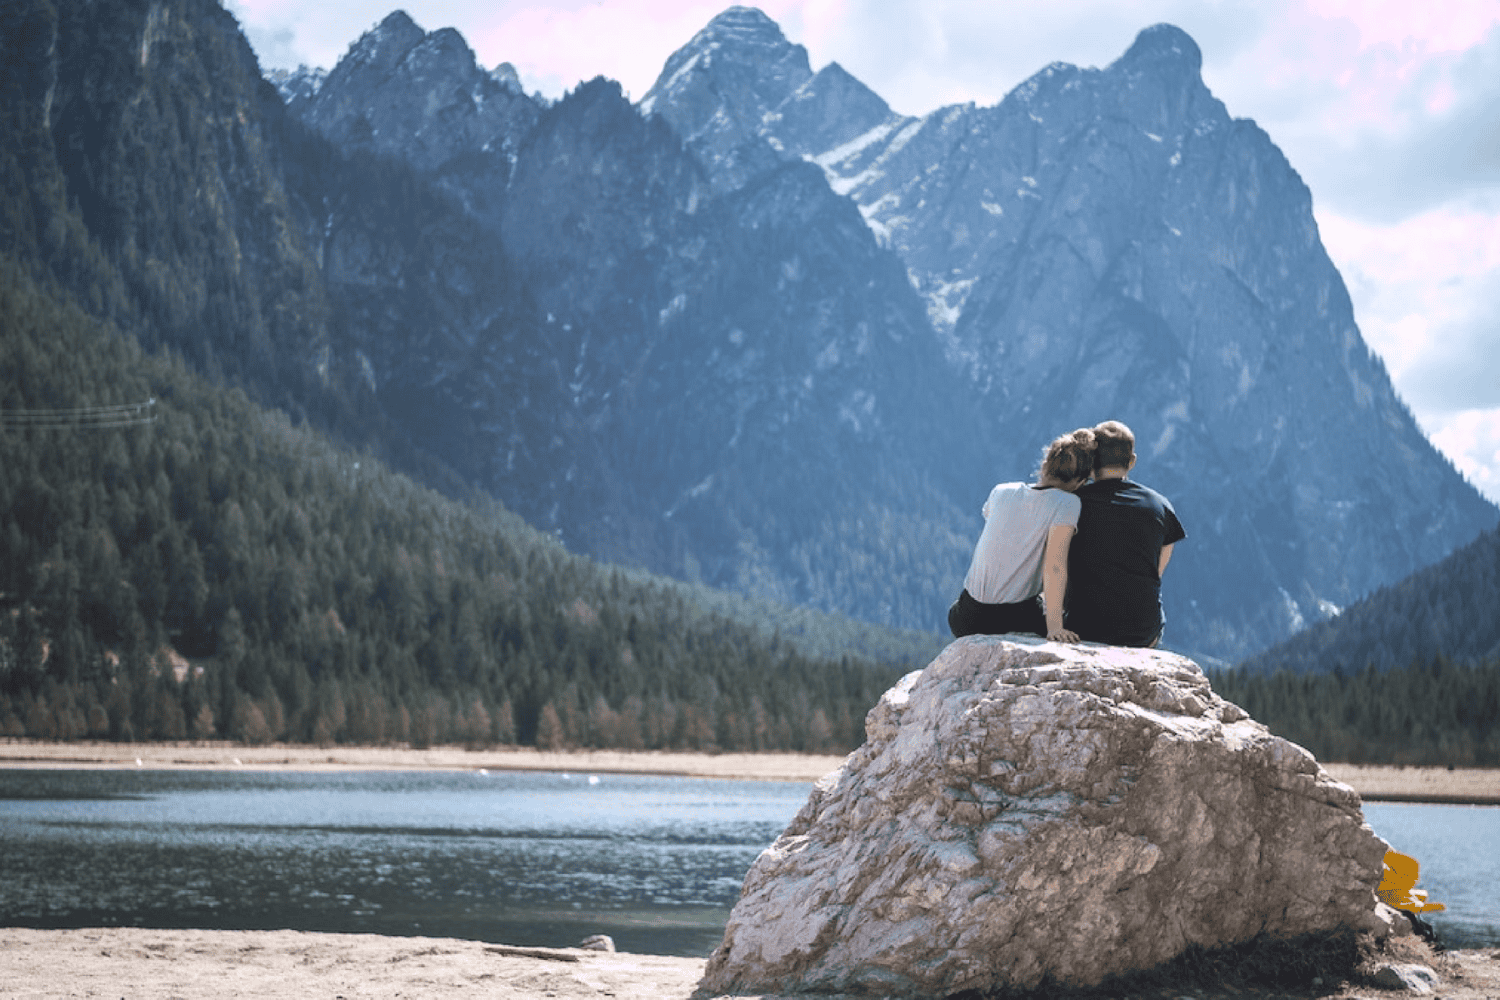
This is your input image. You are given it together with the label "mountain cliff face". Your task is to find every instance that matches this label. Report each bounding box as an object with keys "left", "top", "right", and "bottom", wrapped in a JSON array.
[
  {"left": 6, "top": 0, "right": 1494, "bottom": 663},
  {"left": 282, "top": 11, "right": 981, "bottom": 624},
  {"left": 1, "top": 0, "right": 330, "bottom": 394},
  {"left": 282, "top": 11, "right": 539, "bottom": 232},
  {"left": 636, "top": 6, "right": 817, "bottom": 192},
  {"left": 640, "top": 11, "right": 1497, "bottom": 653},
  {"left": 0, "top": 0, "right": 567, "bottom": 506},
  {"left": 283, "top": 10, "right": 538, "bottom": 164},
  {"left": 637, "top": 8, "right": 899, "bottom": 170},
  {"left": 494, "top": 79, "right": 974, "bottom": 622}
]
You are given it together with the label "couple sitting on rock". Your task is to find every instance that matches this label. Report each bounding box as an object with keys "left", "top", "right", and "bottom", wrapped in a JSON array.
[{"left": 948, "top": 420, "right": 1185, "bottom": 647}]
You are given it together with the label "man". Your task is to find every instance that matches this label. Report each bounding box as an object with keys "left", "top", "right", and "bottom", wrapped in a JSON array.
[{"left": 1064, "top": 420, "right": 1185, "bottom": 647}]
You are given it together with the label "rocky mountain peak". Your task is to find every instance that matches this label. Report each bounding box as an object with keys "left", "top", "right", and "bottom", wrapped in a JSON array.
[
  {"left": 691, "top": 14, "right": 1494, "bottom": 657},
  {"left": 550, "top": 75, "right": 636, "bottom": 128},
  {"left": 400, "top": 25, "right": 482, "bottom": 85},
  {"left": 806, "top": 61, "right": 886, "bottom": 110},
  {"left": 377, "top": 9, "right": 420, "bottom": 34},
  {"left": 341, "top": 9, "right": 426, "bottom": 77},
  {"left": 491, "top": 61, "right": 524, "bottom": 94},
  {"left": 642, "top": 5, "right": 811, "bottom": 113},
  {"left": 771, "top": 62, "right": 895, "bottom": 156},
  {"left": 268, "top": 65, "right": 327, "bottom": 111},
  {"left": 698, "top": 5, "right": 800, "bottom": 50},
  {"left": 639, "top": 6, "right": 815, "bottom": 188},
  {"left": 423, "top": 26, "right": 472, "bottom": 59},
  {"left": 1115, "top": 23, "right": 1204, "bottom": 78},
  {"left": 298, "top": 12, "right": 539, "bottom": 175},
  {"left": 331, "top": 13, "right": 477, "bottom": 93}
]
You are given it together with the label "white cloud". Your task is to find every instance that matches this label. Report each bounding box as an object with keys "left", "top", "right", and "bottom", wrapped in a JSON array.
[
  {"left": 808, "top": 0, "right": 1269, "bottom": 117},
  {"left": 1316, "top": 200, "right": 1500, "bottom": 497},
  {"left": 1317, "top": 200, "right": 1500, "bottom": 412},
  {"left": 461, "top": 2, "right": 730, "bottom": 101},
  {"left": 1426, "top": 408, "right": 1500, "bottom": 504}
]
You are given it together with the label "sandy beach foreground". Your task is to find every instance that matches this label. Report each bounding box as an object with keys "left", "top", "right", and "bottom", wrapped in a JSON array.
[
  {"left": 0, "top": 927, "right": 711, "bottom": 1000},
  {"left": 1, "top": 739, "right": 1497, "bottom": 802},
  {"left": 2, "top": 926, "right": 1498, "bottom": 1000}
]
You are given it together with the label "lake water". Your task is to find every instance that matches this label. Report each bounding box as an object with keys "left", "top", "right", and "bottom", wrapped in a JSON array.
[
  {"left": 0, "top": 769, "right": 803, "bottom": 956},
  {"left": 1364, "top": 801, "right": 1499, "bottom": 948},
  {"left": 0, "top": 769, "right": 1494, "bottom": 956}
]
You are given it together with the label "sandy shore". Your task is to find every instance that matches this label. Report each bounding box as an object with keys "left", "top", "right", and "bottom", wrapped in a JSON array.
[
  {"left": 3, "top": 927, "right": 1497, "bottom": 1000},
  {"left": 0, "top": 927, "right": 714, "bottom": 1000},
  {"left": 0, "top": 739, "right": 849, "bottom": 781},
  {"left": 1, "top": 739, "right": 1497, "bottom": 801},
  {"left": 1321, "top": 763, "right": 1500, "bottom": 805}
]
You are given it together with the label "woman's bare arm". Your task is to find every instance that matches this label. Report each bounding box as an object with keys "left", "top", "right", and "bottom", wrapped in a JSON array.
[{"left": 1042, "top": 523, "right": 1079, "bottom": 642}]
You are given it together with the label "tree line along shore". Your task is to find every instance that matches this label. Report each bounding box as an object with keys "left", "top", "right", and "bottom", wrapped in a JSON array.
[{"left": 0, "top": 257, "right": 932, "bottom": 759}]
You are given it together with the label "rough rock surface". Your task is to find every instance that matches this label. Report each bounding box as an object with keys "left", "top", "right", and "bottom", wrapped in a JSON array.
[
  {"left": 701, "top": 636, "right": 1390, "bottom": 996},
  {"left": 1372, "top": 963, "right": 1442, "bottom": 993}
]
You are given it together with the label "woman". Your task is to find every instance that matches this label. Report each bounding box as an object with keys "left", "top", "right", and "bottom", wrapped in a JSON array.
[{"left": 947, "top": 428, "right": 1095, "bottom": 642}]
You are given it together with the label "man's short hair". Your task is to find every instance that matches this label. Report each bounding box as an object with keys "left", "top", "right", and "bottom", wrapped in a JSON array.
[{"left": 1093, "top": 420, "right": 1135, "bottom": 471}]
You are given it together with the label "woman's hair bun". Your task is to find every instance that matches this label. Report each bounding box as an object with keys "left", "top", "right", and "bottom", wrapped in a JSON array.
[{"left": 1040, "top": 427, "right": 1098, "bottom": 483}]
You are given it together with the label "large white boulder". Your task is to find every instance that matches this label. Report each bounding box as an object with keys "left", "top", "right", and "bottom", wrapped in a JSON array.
[{"left": 702, "top": 636, "right": 1390, "bottom": 996}]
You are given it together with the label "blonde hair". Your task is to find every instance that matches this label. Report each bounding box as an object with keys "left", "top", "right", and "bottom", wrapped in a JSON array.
[{"left": 1039, "top": 427, "right": 1096, "bottom": 483}]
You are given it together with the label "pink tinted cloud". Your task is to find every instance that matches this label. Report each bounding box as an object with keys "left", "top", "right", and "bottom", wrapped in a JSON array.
[
  {"left": 1291, "top": 0, "right": 1498, "bottom": 123},
  {"left": 462, "top": 0, "right": 847, "bottom": 100},
  {"left": 466, "top": 2, "right": 718, "bottom": 98},
  {"left": 1423, "top": 76, "right": 1460, "bottom": 115},
  {"left": 1317, "top": 204, "right": 1500, "bottom": 364},
  {"left": 230, "top": 1, "right": 817, "bottom": 92},
  {"left": 1305, "top": 0, "right": 1500, "bottom": 53},
  {"left": 1263, "top": 0, "right": 1500, "bottom": 131}
]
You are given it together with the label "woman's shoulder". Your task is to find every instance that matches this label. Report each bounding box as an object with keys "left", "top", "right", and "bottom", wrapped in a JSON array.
[
  {"left": 1051, "top": 489, "right": 1083, "bottom": 512},
  {"left": 1013, "top": 484, "right": 1081, "bottom": 514},
  {"left": 1029, "top": 487, "right": 1082, "bottom": 522},
  {"left": 988, "top": 481, "right": 1028, "bottom": 498}
]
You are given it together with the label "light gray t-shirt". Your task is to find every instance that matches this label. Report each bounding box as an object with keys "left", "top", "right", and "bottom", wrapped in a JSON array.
[{"left": 962, "top": 483, "right": 1081, "bottom": 605}]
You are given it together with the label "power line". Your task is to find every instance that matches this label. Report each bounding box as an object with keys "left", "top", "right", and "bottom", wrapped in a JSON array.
[
  {"left": 0, "top": 398, "right": 157, "bottom": 430},
  {"left": 2, "top": 400, "right": 153, "bottom": 416}
]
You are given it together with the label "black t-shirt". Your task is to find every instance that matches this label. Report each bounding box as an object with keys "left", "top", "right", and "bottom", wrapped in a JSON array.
[{"left": 1065, "top": 478, "right": 1185, "bottom": 646}]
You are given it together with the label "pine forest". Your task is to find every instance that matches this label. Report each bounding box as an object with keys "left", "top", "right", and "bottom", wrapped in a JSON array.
[{"left": 0, "top": 255, "right": 933, "bottom": 753}]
